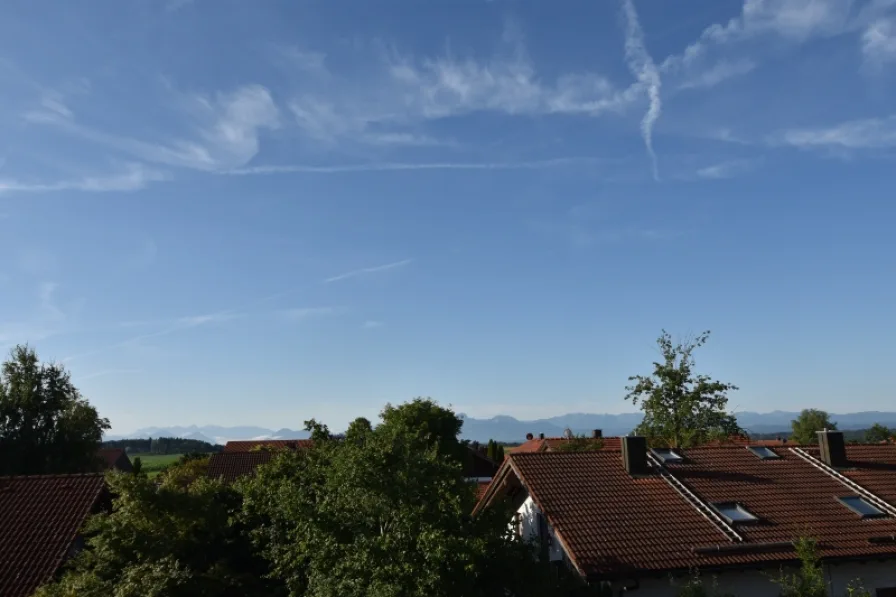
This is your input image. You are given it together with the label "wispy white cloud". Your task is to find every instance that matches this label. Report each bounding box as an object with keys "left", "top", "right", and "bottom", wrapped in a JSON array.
[
  {"left": 621, "top": 0, "right": 663, "bottom": 181},
  {"left": 38, "top": 282, "right": 65, "bottom": 321},
  {"left": 362, "top": 320, "right": 384, "bottom": 329},
  {"left": 281, "top": 47, "right": 328, "bottom": 74},
  {"left": 281, "top": 306, "right": 337, "bottom": 322},
  {"left": 660, "top": 0, "right": 895, "bottom": 90},
  {"left": 283, "top": 26, "right": 637, "bottom": 149},
  {"left": 226, "top": 156, "right": 605, "bottom": 176},
  {"left": 0, "top": 163, "right": 168, "bottom": 195},
  {"left": 695, "top": 158, "right": 760, "bottom": 179},
  {"left": 24, "top": 85, "right": 279, "bottom": 172},
  {"left": 863, "top": 17, "right": 896, "bottom": 67},
  {"left": 324, "top": 259, "right": 412, "bottom": 283},
  {"left": 776, "top": 115, "right": 896, "bottom": 149},
  {"left": 678, "top": 59, "right": 757, "bottom": 89},
  {"left": 177, "top": 312, "right": 240, "bottom": 327},
  {"left": 79, "top": 368, "right": 143, "bottom": 381}
]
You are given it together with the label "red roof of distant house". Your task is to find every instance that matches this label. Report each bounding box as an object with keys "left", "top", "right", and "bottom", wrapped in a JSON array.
[
  {"left": 207, "top": 451, "right": 275, "bottom": 483},
  {"left": 512, "top": 436, "right": 622, "bottom": 453},
  {"left": 96, "top": 448, "right": 133, "bottom": 472},
  {"left": 222, "top": 440, "right": 312, "bottom": 453},
  {"left": 478, "top": 444, "right": 896, "bottom": 580},
  {"left": 0, "top": 474, "right": 108, "bottom": 597}
]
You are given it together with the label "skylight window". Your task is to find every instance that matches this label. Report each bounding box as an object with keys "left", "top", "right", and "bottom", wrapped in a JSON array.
[
  {"left": 838, "top": 496, "right": 886, "bottom": 519},
  {"left": 712, "top": 502, "right": 759, "bottom": 524},
  {"left": 747, "top": 446, "right": 781, "bottom": 460},
  {"left": 651, "top": 448, "right": 684, "bottom": 463}
]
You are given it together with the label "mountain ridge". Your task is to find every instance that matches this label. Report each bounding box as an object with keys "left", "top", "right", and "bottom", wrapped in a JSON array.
[{"left": 105, "top": 410, "right": 896, "bottom": 444}]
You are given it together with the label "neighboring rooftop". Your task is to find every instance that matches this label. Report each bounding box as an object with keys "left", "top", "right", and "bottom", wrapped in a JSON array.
[
  {"left": 478, "top": 442, "right": 896, "bottom": 581},
  {"left": 96, "top": 448, "right": 133, "bottom": 472},
  {"left": 0, "top": 474, "right": 108, "bottom": 597},
  {"left": 207, "top": 451, "right": 275, "bottom": 483},
  {"left": 222, "top": 440, "right": 312, "bottom": 453}
]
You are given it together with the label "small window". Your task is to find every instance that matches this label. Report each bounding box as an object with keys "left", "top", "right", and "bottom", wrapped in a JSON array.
[
  {"left": 838, "top": 496, "right": 886, "bottom": 519},
  {"left": 747, "top": 446, "right": 781, "bottom": 460},
  {"left": 712, "top": 502, "right": 759, "bottom": 524},
  {"left": 651, "top": 448, "right": 684, "bottom": 463}
]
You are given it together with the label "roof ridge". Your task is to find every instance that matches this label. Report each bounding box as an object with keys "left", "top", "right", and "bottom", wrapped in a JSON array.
[{"left": 0, "top": 472, "right": 106, "bottom": 480}]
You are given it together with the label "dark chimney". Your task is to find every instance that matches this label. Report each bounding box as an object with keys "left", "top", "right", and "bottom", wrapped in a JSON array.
[
  {"left": 817, "top": 430, "right": 848, "bottom": 468},
  {"left": 538, "top": 433, "right": 545, "bottom": 440},
  {"left": 592, "top": 429, "right": 603, "bottom": 439},
  {"left": 622, "top": 436, "right": 651, "bottom": 476},
  {"left": 525, "top": 433, "right": 534, "bottom": 441}
]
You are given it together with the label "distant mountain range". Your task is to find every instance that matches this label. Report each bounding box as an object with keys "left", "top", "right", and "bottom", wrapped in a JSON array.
[{"left": 105, "top": 411, "right": 896, "bottom": 444}]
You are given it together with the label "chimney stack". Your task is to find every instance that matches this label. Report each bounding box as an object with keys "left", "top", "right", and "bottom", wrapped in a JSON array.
[
  {"left": 622, "top": 436, "right": 651, "bottom": 476},
  {"left": 539, "top": 433, "right": 545, "bottom": 440},
  {"left": 592, "top": 429, "right": 603, "bottom": 439},
  {"left": 525, "top": 433, "right": 534, "bottom": 441},
  {"left": 817, "top": 430, "right": 848, "bottom": 468}
]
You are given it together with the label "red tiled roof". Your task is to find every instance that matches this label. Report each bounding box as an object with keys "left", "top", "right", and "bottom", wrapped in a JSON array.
[
  {"left": 512, "top": 437, "right": 622, "bottom": 453},
  {"left": 0, "top": 474, "right": 107, "bottom": 597},
  {"left": 207, "top": 451, "right": 275, "bottom": 483},
  {"left": 807, "top": 444, "right": 896, "bottom": 506},
  {"left": 481, "top": 444, "right": 896, "bottom": 580},
  {"left": 475, "top": 480, "right": 491, "bottom": 501},
  {"left": 96, "top": 448, "right": 133, "bottom": 472},
  {"left": 222, "top": 439, "right": 312, "bottom": 453}
]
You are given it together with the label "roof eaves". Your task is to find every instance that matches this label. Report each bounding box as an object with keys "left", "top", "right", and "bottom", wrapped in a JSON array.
[{"left": 509, "top": 454, "right": 589, "bottom": 581}]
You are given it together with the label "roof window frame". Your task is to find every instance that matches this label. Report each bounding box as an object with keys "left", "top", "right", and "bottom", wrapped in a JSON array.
[
  {"left": 747, "top": 446, "right": 781, "bottom": 460},
  {"left": 651, "top": 447, "right": 685, "bottom": 463},
  {"left": 710, "top": 501, "right": 760, "bottom": 525},
  {"left": 837, "top": 495, "right": 887, "bottom": 519}
]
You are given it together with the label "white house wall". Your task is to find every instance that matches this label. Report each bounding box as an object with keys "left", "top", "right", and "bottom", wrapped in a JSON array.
[{"left": 515, "top": 496, "right": 565, "bottom": 562}]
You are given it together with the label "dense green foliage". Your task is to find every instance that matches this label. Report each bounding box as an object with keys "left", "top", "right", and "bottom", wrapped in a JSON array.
[
  {"left": 36, "top": 466, "right": 284, "bottom": 597},
  {"left": 672, "top": 571, "right": 736, "bottom": 597},
  {"left": 772, "top": 537, "right": 871, "bottom": 597},
  {"left": 865, "top": 423, "right": 893, "bottom": 443},
  {"left": 625, "top": 331, "right": 741, "bottom": 448},
  {"left": 0, "top": 345, "right": 109, "bottom": 475},
  {"left": 790, "top": 409, "right": 837, "bottom": 445},
  {"left": 485, "top": 438, "right": 505, "bottom": 461},
  {"left": 554, "top": 435, "right": 605, "bottom": 452},
  {"left": 102, "top": 437, "right": 222, "bottom": 454},
  {"left": 240, "top": 398, "right": 597, "bottom": 597}
]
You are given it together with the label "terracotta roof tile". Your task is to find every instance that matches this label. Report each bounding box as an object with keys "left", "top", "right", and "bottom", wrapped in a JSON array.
[
  {"left": 207, "top": 452, "right": 275, "bottom": 483},
  {"left": 808, "top": 444, "right": 896, "bottom": 505},
  {"left": 0, "top": 474, "right": 107, "bottom": 597},
  {"left": 499, "top": 445, "right": 896, "bottom": 579},
  {"left": 222, "top": 440, "right": 312, "bottom": 453},
  {"left": 513, "top": 437, "right": 622, "bottom": 453},
  {"left": 666, "top": 446, "right": 896, "bottom": 562},
  {"left": 96, "top": 448, "right": 133, "bottom": 472}
]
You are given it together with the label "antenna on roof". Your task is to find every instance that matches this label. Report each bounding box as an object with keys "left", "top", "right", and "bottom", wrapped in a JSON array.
[{"left": 563, "top": 427, "right": 573, "bottom": 440}]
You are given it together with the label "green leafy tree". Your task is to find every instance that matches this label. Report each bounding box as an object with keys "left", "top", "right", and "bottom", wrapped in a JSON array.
[
  {"left": 0, "top": 345, "right": 110, "bottom": 475},
  {"left": 625, "top": 331, "right": 741, "bottom": 448},
  {"left": 35, "top": 471, "right": 283, "bottom": 597},
  {"left": 790, "top": 409, "right": 837, "bottom": 445},
  {"left": 672, "top": 570, "right": 736, "bottom": 597},
  {"left": 865, "top": 423, "right": 892, "bottom": 444},
  {"left": 496, "top": 443, "right": 505, "bottom": 461},
  {"left": 555, "top": 435, "right": 605, "bottom": 452},
  {"left": 487, "top": 439, "right": 497, "bottom": 461},
  {"left": 131, "top": 456, "right": 143, "bottom": 477},
  {"left": 240, "top": 399, "right": 595, "bottom": 597},
  {"left": 773, "top": 537, "right": 828, "bottom": 597}
]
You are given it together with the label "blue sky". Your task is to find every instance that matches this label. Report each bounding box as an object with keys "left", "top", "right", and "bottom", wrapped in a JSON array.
[{"left": 1, "top": 0, "right": 895, "bottom": 434}]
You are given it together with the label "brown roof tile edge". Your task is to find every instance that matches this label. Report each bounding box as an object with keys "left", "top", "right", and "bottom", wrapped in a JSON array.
[{"left": 472, "top": 454, "right": 591, "bottom": 580}]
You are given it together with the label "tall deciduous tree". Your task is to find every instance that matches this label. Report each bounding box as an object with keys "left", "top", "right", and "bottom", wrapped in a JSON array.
[
  {"left": 240, "top": 398, "right": 595, "bottom": 597},
  {"left": 625, "top": 331, "right": 741, "bottom": 449},
  {"left": 0, "top": 345, "right": 110, "bottom": 475},
  {"left": 36, "top": 470, "right": 283, "bottom": 597},
  {"left": 790, "top": 409, "right": 837, "bottom": 445}
]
